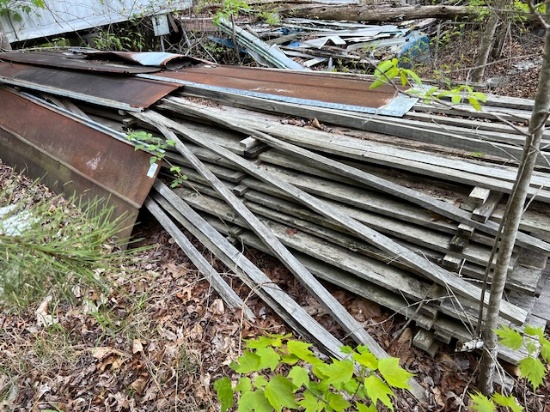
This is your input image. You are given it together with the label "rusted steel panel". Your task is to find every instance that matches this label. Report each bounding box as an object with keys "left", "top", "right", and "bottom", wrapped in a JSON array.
[
  {"left": 0, "top": 62, "right": 181, "bottom": 111},
  {"left": 0, "top": 88, "right": 159, "bottom": 239},
  {"left": 0, "top": 51, "right": 160, "bottom": 74},
  {"left": 155, "top": 65, "right": 400, "bottom": 110},
  {"left": 80, "top": 51, "right": 205, "bottom": 69}
]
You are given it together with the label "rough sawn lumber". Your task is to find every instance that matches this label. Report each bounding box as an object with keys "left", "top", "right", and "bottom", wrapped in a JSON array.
[{"left": 133, "top": 109, "right": 528, "bottom": 324}]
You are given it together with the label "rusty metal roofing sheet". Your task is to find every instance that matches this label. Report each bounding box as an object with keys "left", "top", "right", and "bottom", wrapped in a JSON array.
[
  {"left": 0, "top": 51, "right": 160, "bottom": 74},
  {"left": 80, "top": 51, "right": 205, "bottom": 69},
  {"left": 0, "top": 62, "right": 181, "bottom": 111},
  {"left": 145, "top": 65, "right": 416, "bottom": 116},
  {"left": 0, "top": 87, "right": 159, "bottom": 239}
]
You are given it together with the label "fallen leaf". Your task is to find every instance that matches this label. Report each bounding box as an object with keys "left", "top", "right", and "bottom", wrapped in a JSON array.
[
  {"left": 35, "top": 295, "right": 58, "bottom": 328},
  {"left": 132, "top": 339, "right": 144, "bottom": 354},
  {"left": 210, "top": 299, "right": 224, "bottom": 315},
  {"left": 130, "top": 377, "right": 148, "bottom": 395}
]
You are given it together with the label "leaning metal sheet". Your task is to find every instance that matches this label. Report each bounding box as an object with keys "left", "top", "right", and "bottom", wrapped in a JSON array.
[
  {"left": 0, "top": 62, "right": 181, "bottom": 111},
  {"left": 0, "top": 51, "right": 161, "bottom": 73},
  {"left": 148, "top": 65, "right": 417, "bottom": 116},
  {"left": 0, "top": 88, "right": 159, "bottom": 239}
]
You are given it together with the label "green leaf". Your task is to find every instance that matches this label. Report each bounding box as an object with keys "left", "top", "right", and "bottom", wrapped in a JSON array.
[
  {"left": 469, "top": 392, "right": 495, "bottom": 412},
  {"left": 288, "top": 365, "right": 310, "bottom": 389},
  {"left": 340, "top": 345, "right": 353, "bottom": 354},
  {"left": 370, "top": 78, "right": 388, "bottom": 90},
  {"left": 525, "top": 340, "right": 538, "bottom": 356},
  {"left": 378, "top": 357, "right": 413, "bottom": 389},
  {"left": 327, "top": 392, "right": 351, "bottom": 411},
  {"left": 400, "top": 71, "right": 408, "bottom": 86},
  {"left": 375, "top": 60, "right": 395, "bottom": 75},
  {"left": 468, "top": 97, "right": 482, "bottom": 111},
  {"left": 356, "top": 403, "right": 377, "bottom": 412},
  {"left": 518, "top": 356, "right": 546, "bottom": 389},
  {"left": 406, "top": 69, "right": 422, "bottom": 86},
  {"left": 451, "top": 94, "right": 462, "bottom": 104},
  {"left": 287, "top": 340, "right": 321, "bottom": 365},
  {"left": 264, "top": 375, "right": 298, "bottom": 412},
  {"left": 315, "top": 359, "right": 354, "bottom": 386},
  {"left": 493, "top": 392, "right": 523, "bottom": 412},
  {"left": 364, "top": 375, "right": 394, "bottom": 411},
  {"left": 298, "top": 391, "right": 324, "bottom": 412},
  {"left": 385, "top": 66, "right": 399, "bottom": 80},
  {"left": 238, "top": 389, "right": 273, "bottom": 412},
  {"left": 353, "top": 346, "right": 378, "bottom": 370},
  {"left": 524, "top": 325, "right": 544, "bottom": 339},
  {"left": 246, "top": 334, "right": 287, "bottom": 349},
  {"left": 495, "top": 326, "right": 524, "bottom": 350},
  {"left": 231, "top": 351, "right": 262, "bottom": 373},
  {"left": 254, "top": 375, "right": 268, "bottom": 389},
  {"left": 214, "top": 377, "right": 234, "bottom": 412},
  {"left": 540, "top": 337, "right": 550, "bottom": 363},
  {"left": 256, "top": 347, "right": 281, "bottom": 371},
  {"left": 235, "top": 377, "right": 252, "bottom": 393}
]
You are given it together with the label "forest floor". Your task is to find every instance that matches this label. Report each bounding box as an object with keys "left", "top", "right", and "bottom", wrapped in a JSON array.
[{"left": 1, "top": 21, "right": 550, "bottom": 412}]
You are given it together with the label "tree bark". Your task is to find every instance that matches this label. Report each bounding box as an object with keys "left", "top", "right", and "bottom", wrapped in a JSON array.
[
  {"left": 472, "top": 0, "right": 513, "bottom": 82},
  {"left": 0, "top": 21, "right": 11, "bottom": 51},
  {"left": 275, "top": 4, "right": 477, "bottom": 22},
  {"left": 477, "top": 0, "right": 550, "bottom": 395}
]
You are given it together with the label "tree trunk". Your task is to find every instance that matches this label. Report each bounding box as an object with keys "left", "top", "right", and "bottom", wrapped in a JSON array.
[
  {"left": 275, "top": 4, "right": 477, "bottom": 22},
  {"left": 471, "top": 12, "right": 499, "bottom": 82},
  {"left": 477, "top": 0, "right": 550, "bottom": 395},
  {"left": 472, "top": 0, "right": 514, "bottom": 82},
  {"left": 0, "top": 21, "right": 11, "bottom": 51}
]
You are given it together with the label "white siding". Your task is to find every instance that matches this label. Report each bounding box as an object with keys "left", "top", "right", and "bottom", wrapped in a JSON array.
[{"left": 1, "top": 0, "right": 191, "bottom": 43}]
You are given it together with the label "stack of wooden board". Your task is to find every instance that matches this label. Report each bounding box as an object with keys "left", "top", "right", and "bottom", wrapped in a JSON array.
[{"left": 11, "top": 66, "right": 550, "bottom": 365}]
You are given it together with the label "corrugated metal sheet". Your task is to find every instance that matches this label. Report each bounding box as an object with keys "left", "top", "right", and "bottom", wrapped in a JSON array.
[
  {"left": 0, "top": 62, "right": 181, "bottom": 111},
  {"left": 0, "top": 51, "right": 161, "bottom": 74},
  {"left": 145, "top": 65, "right": 417, "bottom": 116},
  {"left": 0, "top": 87, "right": 159, "bottom": 240},
  {"left": 1, "top": 0, "right": 192, "bottom": 43}
]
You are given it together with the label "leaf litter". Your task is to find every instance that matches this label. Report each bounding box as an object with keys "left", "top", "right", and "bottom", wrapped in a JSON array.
[{"left": 1, "top": 159, "right": 550, "bottom": 411}]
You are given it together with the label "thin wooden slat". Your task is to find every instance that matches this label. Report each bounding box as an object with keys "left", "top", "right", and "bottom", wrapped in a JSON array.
[
  {"left": 144, "top": 197, "right": 255, "bottom": 320},
  {"left": 133, "top": 109, "right": 528, "bottom": 324},
  {"left": 151, "top": 121, "right": 394, "bottom": 354},
  {"left": 159, "top": 97, "right": 550, "bottom": 254},
  {"left": 152, "top": 183, "right": 427, "bottom": 400}
]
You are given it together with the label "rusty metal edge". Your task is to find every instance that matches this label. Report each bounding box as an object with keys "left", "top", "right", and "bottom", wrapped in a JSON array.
[
  {"left": 0, "top": 126, "right": 140, "bottom": 242},
  {"left": 0, "top": 75, "right": 143, "bottom": 112}
]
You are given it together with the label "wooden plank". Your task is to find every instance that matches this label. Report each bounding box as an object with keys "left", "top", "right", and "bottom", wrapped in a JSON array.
[
  {"left": 174, "top": 185, "right": 432, "bottom": 301},
  {"left": 134, "top": 110, "right": 529, "bottom": 324},
  {"left": 152, "top": 182, "right": 428, "bottom": 400},
  {"left": 144, "top": 197, "right": 255, "bottom": 320},
  {"left": 152, "top": 122, "right": 395, "bottom": 353},
  {"left": 472, "top": 192, "right": 503, "bottom": 223},
  {"left": 413, "top": 329, "right": 439, "bottom": 357},
  {"left": 163, "top": 93, "right": 550, "bottom": 168},
  {"left": 159, "top": 98, "right": 550, "bottom": 254},
  {"left": 469, "top": 187, "right": 492, "bottom": 205}
]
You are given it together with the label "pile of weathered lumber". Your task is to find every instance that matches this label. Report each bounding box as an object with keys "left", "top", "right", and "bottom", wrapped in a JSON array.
[
  {"left": 128, "top": 85, "right": 550, "bottom": 364},
  {"left": 7, "top": 63, "right": 550, "bottom": 368}
]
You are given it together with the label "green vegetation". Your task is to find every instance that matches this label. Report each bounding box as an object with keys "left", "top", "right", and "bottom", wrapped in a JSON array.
[
  {"left": 126, "top": 129, "right": 188, "bottom": 188},
  {"left": 214, "top": 334, "right": 413, "bottom": 411},
  {"left": 470, "top": 325, "right": 550, "bottom": 411},
  {"left": 0, "top": 0, "right": 44, "bottom": 21},
  {"left": 0, "top": 180, "right": 139, "bottom": 310}
]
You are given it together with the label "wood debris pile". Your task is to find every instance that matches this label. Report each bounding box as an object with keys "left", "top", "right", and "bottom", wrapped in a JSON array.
[{"left": 1, "top": 55, "right": 550, "bottom": 376}]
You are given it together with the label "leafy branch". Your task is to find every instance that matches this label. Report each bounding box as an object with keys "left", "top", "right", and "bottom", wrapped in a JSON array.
[
  {"left": 470, "top": 325, "right": 550, "bottom": 411},
  {"left": 214, "top": 334, "right": 413, "bottom": 411},
  {"left": 126, "top": 130, "right": 187, "bottom": 188},
  {"left": 370, "top": 58, "right": 487, "bottom": 111}
]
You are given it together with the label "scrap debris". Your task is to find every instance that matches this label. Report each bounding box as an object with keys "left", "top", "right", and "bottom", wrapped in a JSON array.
[{"left": 0, "top": 50, "right": 549, "bottom": 373}]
